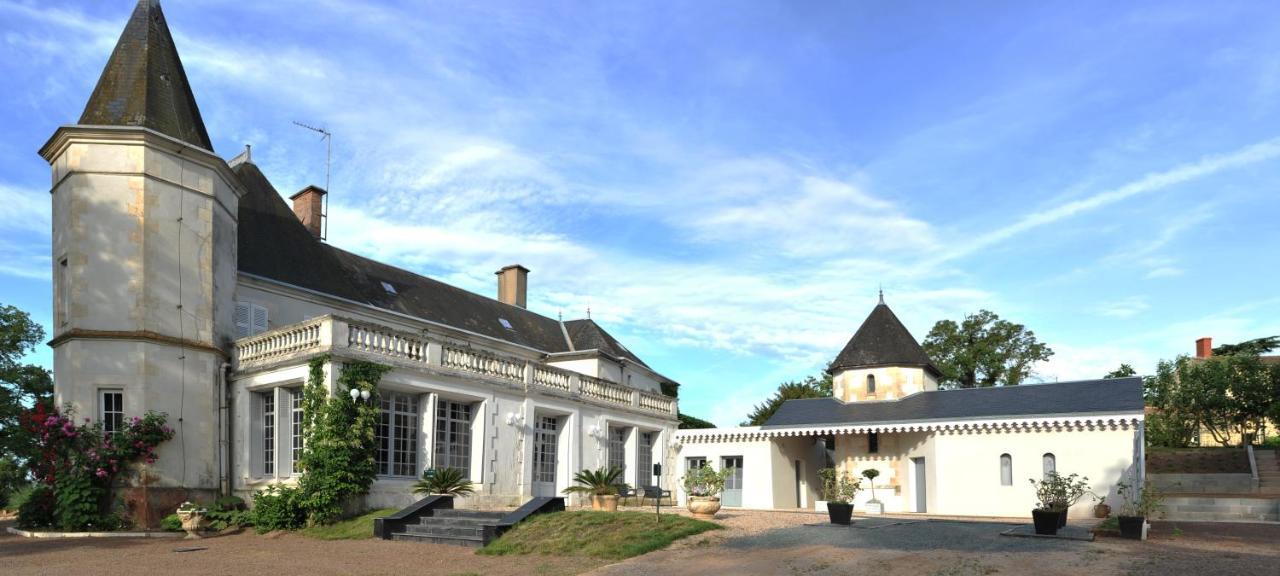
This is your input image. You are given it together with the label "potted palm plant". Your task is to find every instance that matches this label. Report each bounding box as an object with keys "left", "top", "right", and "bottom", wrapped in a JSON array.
[
  {"left": 861, "top": 468, "right": 883, "bottom": 515},
  {"left": 818, "top": 468, "right": 861, "bottom": 525},
  {"left": 682, "top": 465, "right": 731, "bottom": 519},
  {"left": 1116, "top": 479, "right": 1164, "bottom": 540},
  {"left": 413, "top": 467, "right": 476, "bottom": 497},
  {"left": 563, "top": 466, "right": 624, "bottom": 511}
]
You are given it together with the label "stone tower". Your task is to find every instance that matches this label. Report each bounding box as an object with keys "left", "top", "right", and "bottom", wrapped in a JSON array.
[
  {"left": 39, "top": 0, "right": 242, "bottom": 510},
  {"left": 828, "top": 296, "right": 941, "bottom": 402}
]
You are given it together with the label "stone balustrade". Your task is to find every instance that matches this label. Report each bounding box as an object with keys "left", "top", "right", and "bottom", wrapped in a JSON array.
[{"left": 232, "top": 315, "right": 676, "bottom": 418}]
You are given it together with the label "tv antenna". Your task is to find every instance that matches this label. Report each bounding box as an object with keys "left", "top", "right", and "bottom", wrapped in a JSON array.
[{"left": 293, "top": 120, "right": 332, "bottom": 241}]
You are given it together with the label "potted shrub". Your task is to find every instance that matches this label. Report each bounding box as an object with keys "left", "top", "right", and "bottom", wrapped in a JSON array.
[
  {"left": 681, "top": 465, "right": 731, "bottom": 519},
  {"left": 564, "top": 466, "right": 624, "bottom": 511},
  {"left": 861, "top": 468, "right": 883, "bottom": 515},
  {"left": 413, "top": 467, "right": 476, "bottom": 497},
  {"left": 1028, "top": 475, "right": 1060, "bottom": 536},
  {"left": 1116, "top": 479, "right": 1164, "bottom": 540},
  {"left": 1030, "top": 472, "right": 1090, "bottom": 530},
  {"left": 175, "top": 501, "right": 208, "bottom": 540},
  {"left": 818, "top": 468, "right": 862, "bottom": 525},
  {"left": 1093, "top": 495, "right": 1111, "bottom": 519}
]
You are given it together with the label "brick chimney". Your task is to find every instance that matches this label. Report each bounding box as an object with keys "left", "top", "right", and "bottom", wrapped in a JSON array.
[
  {"left": 1195, "top": 337, "right": 1213, "bottom": 359},
  {"left": 289, "top": 185, "right": 327, "bottom": 238},
  {"left": 495, "top": 265, "right": 529, "bottom": 308}
]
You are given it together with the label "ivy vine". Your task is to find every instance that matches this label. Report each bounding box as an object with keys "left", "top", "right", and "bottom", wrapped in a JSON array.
[{"left": 297, "top": 354, "right": 389, "bottom": 525}]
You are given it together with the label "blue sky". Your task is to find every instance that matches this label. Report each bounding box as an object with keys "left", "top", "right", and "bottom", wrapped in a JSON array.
[{"left": 2, "top": 0, "right": 1279, "bottom": 426}]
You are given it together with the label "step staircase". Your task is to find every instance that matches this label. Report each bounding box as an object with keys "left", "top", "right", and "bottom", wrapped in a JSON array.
[
  {"left": 390, "top": 509, "right": 508, "bottom": 547},
  {"left": 1257, "top": 449, "right": 1279, "bottom": 494}
]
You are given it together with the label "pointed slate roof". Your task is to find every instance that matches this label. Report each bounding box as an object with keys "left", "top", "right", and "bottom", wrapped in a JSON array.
[
  {"left": 564, "top": 319, "right": 650, "bottom": 368},
  {"left": 828, "top": 301, "right": 940, "bottom": 375},
  {"left": 79, "top": 0, "right": 213, "bottom": 150}
]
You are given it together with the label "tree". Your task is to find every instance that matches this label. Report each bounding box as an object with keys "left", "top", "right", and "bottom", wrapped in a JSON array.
[
  {"left": 678, "top": 413, "right": 716, "bottom": 429},
  {"left": 1105, "top": 364, "right": 1138, "bottom": 379},
  {"left": 1148, "top": 355, "right": 1279, "bottom": 446},
  {"left": 1213, "top": 336, "right": 1279, "bottom": 357},
  {"left": 0, "top": 304, "right": 53, "bottom": 500},
  {"left": 921, "top": 310, "right": 1053, "bottom": 389},
  {"left": 742, "top": 374, "right": 832, "bottom": 426}
]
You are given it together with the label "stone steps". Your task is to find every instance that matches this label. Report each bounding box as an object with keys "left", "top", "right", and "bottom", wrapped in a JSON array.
[
  {"left": 390, "top": 509, "right": 508, "bottom": 547},
  {"left": 1160, "top": 496, "right": 1280, "bottom": 523}
]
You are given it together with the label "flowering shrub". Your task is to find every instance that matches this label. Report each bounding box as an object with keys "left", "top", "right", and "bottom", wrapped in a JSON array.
[{"left": 16, "top": 404, "right": 173, "bottom": 530}]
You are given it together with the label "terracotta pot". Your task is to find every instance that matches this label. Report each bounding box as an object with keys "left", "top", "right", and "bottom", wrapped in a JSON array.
[
  {"left": 1093, "top": 503, "right": 1111, "bottom": 518},
  {"left": 591, "top": 494, "right": 620, "bottom": 512},
  {"left": 687, "top": 496, "right": 722, "bottom": 520}
]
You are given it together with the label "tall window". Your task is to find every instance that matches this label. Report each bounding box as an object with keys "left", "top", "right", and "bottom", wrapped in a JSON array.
[
  {"left": 262, "top": 392, "right": 276, "bottom": 476},
  {"left": 868, "top": 432, "right": 879, "bottom": 454},
  {"left": 374, "top": 392, "right": 421, "bottom": 477},
  {"left": 533, "top": 416, "right": 558, "bottom": 484},
  {"left": 637, "top": 432, "right": 655, "bottom": 487},
  {"left": 434, "top": 398, "right": 472, "bottom": 472},
  {"left": 290, "top": 389, "right": 304, "bottom": 474},
  {"left": 608, "top": 427, "right": 628, "bottom": 474},
  {"left": 1042, "top": 453, "right": 1056, "bottom": 477},
  {"left": 1000, "top": 454, "right": 1012, "bottom": 486},
  {"left": 57, "top": 257, "right": 69, "bottom": 326},
  {"left": 234, "top": 301, "right": 269, "bottom": 338},
  {"left": 866, "top": 374, "right": 876, "bottom": 394},
  {"left": 99, "top": 390, "right": 123, "bottom": 435}
]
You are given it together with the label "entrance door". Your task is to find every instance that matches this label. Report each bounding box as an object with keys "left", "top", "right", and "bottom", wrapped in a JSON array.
[
  {"left": 532, "top": 416, "right": 558, "bottom": 497},
  {"left": 912, "top": 457, "right": 927, "bottom": 513},
  {"left": 721, "top": 456, "right": 743, "bottom": 507}
]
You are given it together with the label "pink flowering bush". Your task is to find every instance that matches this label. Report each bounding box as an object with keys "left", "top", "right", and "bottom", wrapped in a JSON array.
[{"left": 17, "top": 404, "right": 174, "bottom": 530}]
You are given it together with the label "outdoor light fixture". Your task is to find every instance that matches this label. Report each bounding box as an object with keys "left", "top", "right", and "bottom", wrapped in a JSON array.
[
  {"left": 506, "top": 412, "right": 525, "bottom": 426},
  {"left": 360, "top": 389, "right": 371, "bottom": 401},
  {"left": 349, "top": 388, "right": 361, "bottom": 401}
]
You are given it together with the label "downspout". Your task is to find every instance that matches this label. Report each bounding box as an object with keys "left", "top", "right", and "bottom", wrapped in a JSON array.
[{"left": 218, "top": 361, "right": 231, "bottom": 497}]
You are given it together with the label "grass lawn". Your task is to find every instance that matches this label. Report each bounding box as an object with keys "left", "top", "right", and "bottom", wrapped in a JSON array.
[
  {"left": 479, "top": 511, "right": 719, "bottom": 559},
  {"left": 298, "top": 508, "right": 397, "bottom": 540}
]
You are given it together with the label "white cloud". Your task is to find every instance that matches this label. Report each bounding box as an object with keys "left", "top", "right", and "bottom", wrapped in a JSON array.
[
  {"left": 0, "top": 183, "right": 49, "bottom": 234},
  {"left": 1094, "top": 296, "right": 1150, "bottom": 319}
]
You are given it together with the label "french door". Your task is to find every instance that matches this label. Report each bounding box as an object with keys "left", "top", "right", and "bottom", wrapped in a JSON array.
[
  {"left": 532, "top": 416, "right": 559, "bottom": 497},
  {"left": 721, "top": 456, "right": 743, "bottom": 507}
]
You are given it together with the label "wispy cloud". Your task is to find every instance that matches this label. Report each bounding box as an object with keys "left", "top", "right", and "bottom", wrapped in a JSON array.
[{"left": 1094, "top": 296, "right": 1150, "bottom": 319}]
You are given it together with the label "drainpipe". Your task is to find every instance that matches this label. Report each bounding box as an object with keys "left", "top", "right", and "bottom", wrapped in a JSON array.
[{"left": 218, "top": 361, "right": 231, "bottom": 497}]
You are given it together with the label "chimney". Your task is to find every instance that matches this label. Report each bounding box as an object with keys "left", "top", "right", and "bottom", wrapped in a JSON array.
[
  {"left": 1195, "top": 337, "right": 1213, "bottom": 359},
  {"left": 495, "top": 265, "right": 529, "bottom": 308},
  {"left": 289, "top": 185, "right": 327, "bottom": 238}
]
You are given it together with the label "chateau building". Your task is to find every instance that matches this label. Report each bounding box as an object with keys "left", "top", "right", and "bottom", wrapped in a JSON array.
[
  {"left": 43, "top": 0, "right": 679, "bottom": 512},
  {"left": 673, "top": 299, "right": 1146, "bottom": 519}
]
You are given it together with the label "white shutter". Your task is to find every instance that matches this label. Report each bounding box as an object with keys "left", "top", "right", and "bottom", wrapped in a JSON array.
[
  {"left": 251, "top": 304, "right": 269, "bottom": 336},
  {"left": 234, "top": 302, "right": 251, "bottom": 338}
]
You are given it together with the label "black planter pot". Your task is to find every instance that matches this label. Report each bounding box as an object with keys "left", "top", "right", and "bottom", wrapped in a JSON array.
[
  {"left": 1117, "top": 515, "right": 1145, "bottom": 540},
  {"left": 827, "top": 503, "right": 854, "bottom": 525},
  {"left": 1057, "top": 508, "right": 1068, "bottom": 528},
  {"left": 1032, "top": 508, "right": 1060, "bottom": 535}
]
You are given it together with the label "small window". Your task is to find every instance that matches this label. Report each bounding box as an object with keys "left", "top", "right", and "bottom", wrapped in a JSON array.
[
  {"left": 868, "top": 432, "right": 879, "bottom": 454},
  {"left": 686, "top": 457, "right": 707, "bottom": 471},
  {"left": 235, "top": 302, "right": 269, "bottom": 338},
  {"left": 57, "top": 257, "right": 69, "bottom": 326},
  {"left": 380, "top": 281, "right": 397, "bottom": 294},
  {"left": 1042, "top": 453, "right": 1056, "bottom": 477},
  {"left": 100, "top": 389, "right": 124, "bottom": 435},
  {"left": 498, "top": 318, "right": 513, "bottom": 330},
  {"left": 1000, "top": 454, "right": 1012, "bottom": 486},
  {"left": 262, "top": 391, "right": 276, "bottom": 476},
  {"left": 866, "top": 374, "right": 876, "bottom": 394}
]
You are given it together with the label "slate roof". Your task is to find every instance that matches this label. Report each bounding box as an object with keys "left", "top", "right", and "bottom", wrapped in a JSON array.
[
  {"left": 233, "top": 160, "right": 651, "bottom": 364},
  {"left": 79, "top": 0, "right": 213, "bottom": 150},
  {"left": 564, "top": 319, "right": 650, "bottom": 367},
  {"left": 762, "top": 377, "right": 1145, "bottom": 427},
  {"left": 828, "top": 301, "right": 939, "bottom": 375}
]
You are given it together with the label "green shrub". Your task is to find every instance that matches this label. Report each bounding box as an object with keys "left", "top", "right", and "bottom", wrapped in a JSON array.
[
  {"left": 1262, "top": 436, "right": 1280, "bottom": 449},
  {"left": 15, "top": 485, "right": 54, "bottom": 529},
  {"left": 251, "top": 484, "right": 306, "bottom": 532},
  {"left": 207, "top": 508, "right": 253, "bottom": 531},
  {"left": 160, "top": 513, "right": 182, "bottom": 531},
  {"left": 213, "top": 495, "right": 245, "bottom": 511}
]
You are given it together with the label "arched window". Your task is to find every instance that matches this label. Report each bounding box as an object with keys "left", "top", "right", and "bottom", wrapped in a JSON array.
[
  {"left": 1042, "top": 453, "right": 1056, "bottom": 477},
  {"left": 1000, "top": 454, "right": 1012, "bottom": 486},
  {"left": 866, "top": 374, "right": 876, "bottom": 394}
]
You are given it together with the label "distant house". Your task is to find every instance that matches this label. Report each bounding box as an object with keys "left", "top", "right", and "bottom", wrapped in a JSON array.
[
  {"left": 1190, "top": 338, "right": 1278, "bottom": 447},
  {"left": 43, "top": 1, "right": 678, "bottom": 514},
  {"left": 674, "top": 298, "right": 1145, "bottom": 519}
]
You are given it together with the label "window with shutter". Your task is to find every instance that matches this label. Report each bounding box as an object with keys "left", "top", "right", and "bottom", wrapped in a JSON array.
[
  {"left": 251, "top": 304, "right": 268, "bottom": 335},
  {"left": 235, "top": 302, "right": 251, "bottom": 338},
  {"left": 235, "top": 302, "right": 269, "bottom": 338}
]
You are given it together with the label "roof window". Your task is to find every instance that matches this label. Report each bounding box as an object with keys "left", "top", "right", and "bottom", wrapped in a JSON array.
[
  {"left": 498, "top": 318, "right": 514, "bottom": 330},
  {"left": 380, "top": 281, "right": 397, "bottom": 294}
]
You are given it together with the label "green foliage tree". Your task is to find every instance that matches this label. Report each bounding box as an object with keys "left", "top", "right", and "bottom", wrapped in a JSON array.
[
  {"left": 1147, "top": 355, "right": 1279, "bottom": 446},
  {"left": 1213, "top": 336, "right": 1279, "bottom": 356},
  {"left": 677, "top": 413, "right": 716, "bottom": 429},
  {"left": 742, "top": 374, "right": 832, "bottom": 426},
  {"left": 1105, "top": 364, "right": 1138, "bottom": 379},
  {"left": 922, "top": 309, "right": 1053, "bottom": 389},
  {"left": 0, "top": 304, "right": 54, "bottom": 504}
]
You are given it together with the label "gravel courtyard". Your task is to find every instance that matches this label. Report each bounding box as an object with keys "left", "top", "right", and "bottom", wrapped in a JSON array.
[{"left": 4, "top": 510, "right": 1278, "bottom": 576}]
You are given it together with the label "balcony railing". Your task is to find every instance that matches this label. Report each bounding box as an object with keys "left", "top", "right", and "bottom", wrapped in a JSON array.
[{"left": 232, "top": 315, "right": 677, "bottom": 418}]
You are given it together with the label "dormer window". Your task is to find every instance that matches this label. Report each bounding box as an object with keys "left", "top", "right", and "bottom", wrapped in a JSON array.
[{"left": 866, "top": 374, "right": 876, "bottom": 395}]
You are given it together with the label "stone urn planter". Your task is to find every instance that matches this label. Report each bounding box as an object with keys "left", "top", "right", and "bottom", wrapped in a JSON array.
[
  {"left": 176, "top": 506, "right": 208, "bottom": 540},
  {"left": 687, "top": 496, "right": 722, "bottom": 520},
  {"left": 864, "top": 500, "right": 884, "bottom": 515},
  {"left": 591, "top": 494, "right": 620, "bottom": 512}
]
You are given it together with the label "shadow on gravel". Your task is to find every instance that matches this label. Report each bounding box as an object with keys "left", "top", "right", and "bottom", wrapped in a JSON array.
[{"left": 722, "top": 519, "right": 1085, "bottom": 554}]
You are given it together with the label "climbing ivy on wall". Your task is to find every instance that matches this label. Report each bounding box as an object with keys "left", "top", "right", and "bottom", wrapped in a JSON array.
[{"left": 297, "top": 354, "right": 389, "bottom": 526}]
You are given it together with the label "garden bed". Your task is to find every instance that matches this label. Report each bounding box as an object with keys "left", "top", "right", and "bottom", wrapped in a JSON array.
[
  {"left": 1146, "top": 447, "right": 1250, "bottom": 474},
  {"left": 478, "top": 511, "right": 719, "bottom": 559}
]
